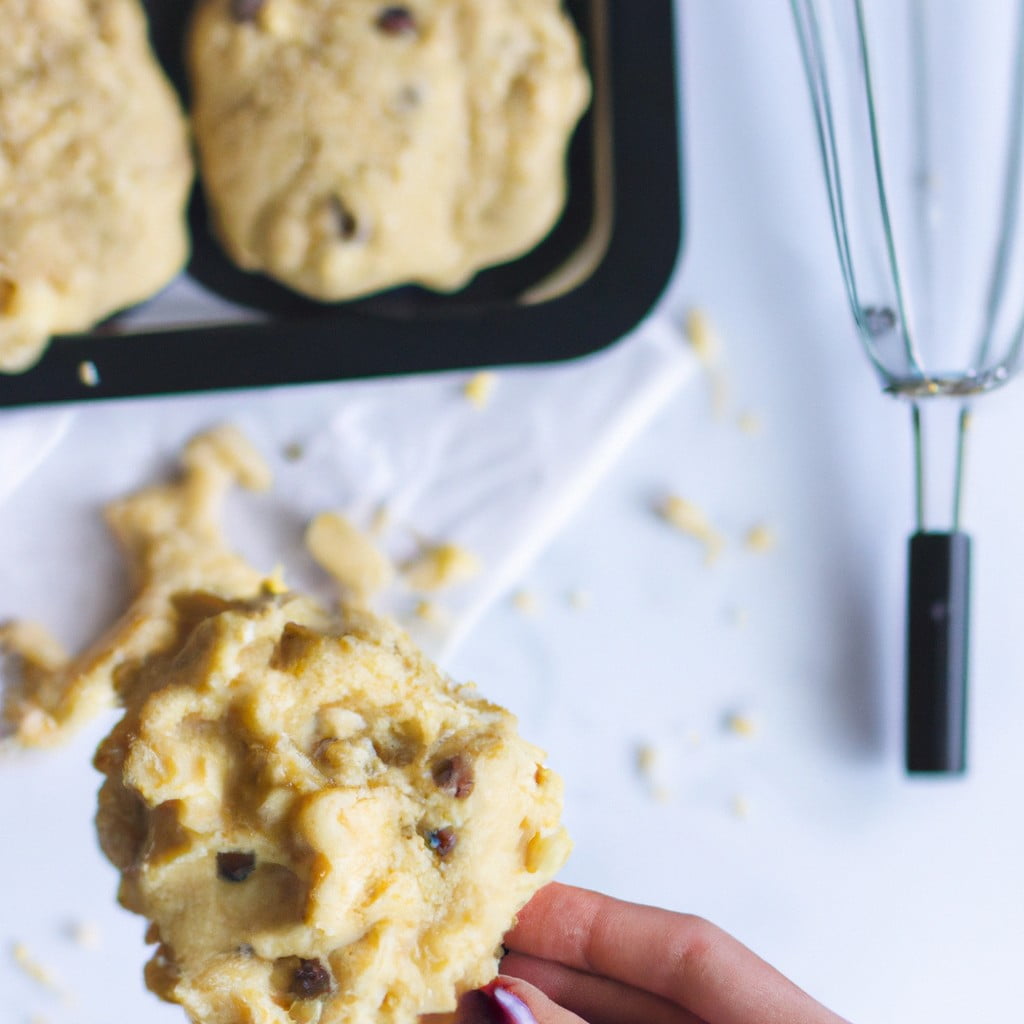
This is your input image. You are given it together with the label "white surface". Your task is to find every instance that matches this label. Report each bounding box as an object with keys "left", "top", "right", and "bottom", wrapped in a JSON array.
[{"left": 2, "top": 4, "right": 1024, "bottom": 1024}]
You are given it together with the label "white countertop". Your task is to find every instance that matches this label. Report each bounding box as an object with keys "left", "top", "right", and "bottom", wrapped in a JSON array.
[{"left": 3, "top": 5, "right": 1024, "bottom": 1023}]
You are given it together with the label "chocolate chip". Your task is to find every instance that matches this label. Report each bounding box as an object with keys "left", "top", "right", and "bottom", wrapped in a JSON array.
[
  {"left": 290, "top": 958, "right": 333, "bottom": 999},
  {"left": 376, "top": 6, "right": 417, "bottom": 36},
  {"left": 230, "top": 0, "right": 265, "bottom": 22},
  {"left": 433, "top": 755, "right": 474, "bottom": 799},
  {"left": 216, "top": 851, "right": 257, "bottom": 882},
  {"left": 328, "top": 196, "right": 359, "bottom": 241},
  {"left": 426, "top": 827, "right": 457, "bottom": 857}
]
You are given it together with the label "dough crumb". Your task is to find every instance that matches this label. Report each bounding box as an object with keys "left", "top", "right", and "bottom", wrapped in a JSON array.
[
  {"left": 305, "top": 511, "right": 395, "bottom": 600},
  {"left": 77, "top": 360, "right": 100, "bottom": 388},
  {"left": 737, "top": 410, "right": 762, "bottom": 435},
  {"left": 566, "top": 588, "right": 591, "bottom": 610},
  {"left": 66, "top": 920, "right": 102, "bottom": 950},
  {"left": 744, "top": 524, "right": 777, "bottom": 554},
  {"left": 10, "top": 943, "right": 62, "bottom": 994},
  {"left": 684, "top": 307, "right": 730, "bottom": 417},
  {"left": 463, "top": 372, "right": 497, "bottom": 410},
  {"left": 657, "top": 495, "right": 725, "bottom": 566},
  {"left": 512, "top": 590, "right": 539, "bottom": 615},
  {"left": 282, "top": 441, "right": 304, "bottom": 462},
  {"left": 414, "top": 599, "right": 449, "bottom": 625},
  {"left": 724, "top": 712, "right": 758, "bottom": 738},
  {"left": 404, "top": 543, "right": 481, "bottom": 592},
  {"left": 731, "top": 794, "right": 752, "bottom": 820}
]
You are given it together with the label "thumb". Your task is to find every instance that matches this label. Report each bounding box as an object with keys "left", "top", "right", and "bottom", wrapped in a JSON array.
[{"left": 456, "top": 976, "right": 588, "bottom": 1024}]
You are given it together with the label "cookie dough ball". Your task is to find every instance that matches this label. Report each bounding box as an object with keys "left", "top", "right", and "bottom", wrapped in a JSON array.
[
  {"left": 187, "top": 0, "right": 590, "bottom": 301},
  {"left": 0, "top": 0, "right": 193, "bottom": 373},
  {"left": 94, "top": 597, "right": 570, "bottom": 1024}
]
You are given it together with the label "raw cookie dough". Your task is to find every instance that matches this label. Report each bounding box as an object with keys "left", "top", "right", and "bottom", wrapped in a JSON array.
[
  {"left": 187, "top": 0, "right": 590, "bottom": 301},
  {"left": 0, "top": 0, "right": 193, "bottom": 373},
  {"left": 1, "top": 428, "right": 571, "bottom": 1024}
]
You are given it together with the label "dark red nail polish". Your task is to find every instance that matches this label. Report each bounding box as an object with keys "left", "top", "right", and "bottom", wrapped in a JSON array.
[{"left": 463, "top": 981, "right": 538, "bottom": 1024}]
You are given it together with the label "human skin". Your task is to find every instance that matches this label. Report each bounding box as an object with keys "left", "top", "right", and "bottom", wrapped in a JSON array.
[{"left": 457, "top": 882, "right": 851, "bottom": 1024}]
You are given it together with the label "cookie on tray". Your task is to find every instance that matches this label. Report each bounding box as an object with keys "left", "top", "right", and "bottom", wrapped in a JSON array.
[
  {"left": 187, "top": 0, "right": 590, "bottom": 301},
  {"left": 0, "top": 0, "right": 192, "bottom": 373},
  {"left": 2, "top": 427, "right": 571, "bottom": 1024}
]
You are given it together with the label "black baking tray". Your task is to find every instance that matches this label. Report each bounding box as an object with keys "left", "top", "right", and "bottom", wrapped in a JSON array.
[{"left": 0, "top": 1, "right": 683, "bottom": 407}]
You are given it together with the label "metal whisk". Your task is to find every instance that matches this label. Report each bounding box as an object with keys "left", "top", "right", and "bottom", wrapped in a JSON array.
[{"left": 791, "top": 0, "right": 1024, "bottom": 773}]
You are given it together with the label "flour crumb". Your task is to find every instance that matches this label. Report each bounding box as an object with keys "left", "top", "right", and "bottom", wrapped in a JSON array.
[
  {"left": 635, "top": 742, "right": 671, "bottom": 802},
  {"left": 404, "top": 543, "right": 481, "bottom": 592},
  {"left": 657, "top": 495, "right": 725, "bottom": 565},
  {"left": 463, "top": 371, "right": 497, "bottom": 409},
  {"left": 77, "top": 360, "right": 100, "bottom": 388},
  {"left": 744, "top": 524, "right": 777, "bottom": 554}
]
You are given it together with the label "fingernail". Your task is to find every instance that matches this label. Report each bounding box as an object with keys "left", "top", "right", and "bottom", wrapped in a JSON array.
[
  {"left": 464, "top": 981, "right": 538, "bottom": 1024},
  {"left": 489, "top": 984, "right": 538, "bottom": 1024}
]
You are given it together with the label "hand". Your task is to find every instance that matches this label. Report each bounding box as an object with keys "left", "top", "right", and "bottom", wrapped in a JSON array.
[{"left": 457, "top": 882, "right": 850, "bottom": 1024}]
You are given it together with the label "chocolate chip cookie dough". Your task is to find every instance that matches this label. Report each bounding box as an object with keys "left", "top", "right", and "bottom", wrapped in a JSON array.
[
  {"left": 187, "top": 0, "right": 590, "bottom": 301},
  {"left": 0, "top": 0, "right": 193, "bottom": 373},
  {"left": 1, "top": 427, "right": 571, "bottom": 1024}
]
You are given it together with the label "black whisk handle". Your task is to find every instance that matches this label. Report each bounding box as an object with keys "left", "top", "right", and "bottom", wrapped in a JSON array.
[{"left": 905, "top": 531, "right": 971, "bottom": 774}]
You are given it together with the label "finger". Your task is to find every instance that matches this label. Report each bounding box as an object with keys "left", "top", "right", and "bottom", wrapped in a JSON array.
[
  {"left": 506, "top": 884, "right": 849, "bottom": 1024},
  {"left": 502, "top": 950, "right": 707, "bottom": 1024},
  {"left": 455, "top": 976, "right": 587, "bottom": 1024}
]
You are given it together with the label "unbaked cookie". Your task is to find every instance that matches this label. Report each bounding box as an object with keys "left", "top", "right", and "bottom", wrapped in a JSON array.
[
  {"left": 0, "top": 0, "right": 193, "bottom": 373},
  {"left": 187, "top": 0, "right": 590, "bottom": 301},
  {"left": 2, "top": 428, "right": 570, "bottom": 1024}
]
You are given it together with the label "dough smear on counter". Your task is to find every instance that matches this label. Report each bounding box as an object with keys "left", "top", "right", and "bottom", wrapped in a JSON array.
[{"left": 1, "top": 427, "right": 571, "bottom": 1024}]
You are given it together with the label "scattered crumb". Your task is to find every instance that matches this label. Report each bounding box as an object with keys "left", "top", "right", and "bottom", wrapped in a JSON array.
[
  {"left": 724, "top": 712, "right": 758, "bottom": 738},
  {"left": 731, "top": 794, "right": 751, "bottom": 820},
  {"left": 29, "top": 1014, "right": 50, "bottom": 1024},
  {"left": 305, "top": 512, "right": 395, "bottom": 600},
  {"left": 414, "top": 600, "right": 448, "bottom": 625},
  {"left": 684, "top": 308, "right": 719, "bottom": 366},
  {"left": 737, "top": 410, "right": 762, "bottom": 435},
  {"left": 369, "top": 503, "right": 391, "bottom": 536},
  {"left": 463, "top": 371, "right": 497, "bottom": 409},
  {"left": 261, "top": 566, "right": 288, "bottom": 596},
  {"left": 635, "top": 743, "right": 672, "bottom": 802},
  {"left": 635, "top": 742, "right": 658, "bottom": 776},
  {"left": 77, "top": 360, "right": 99, "bottom": 388},
  {"left": 566, "top": 588, "right": 591, "bottom": 610},
  {"left": 684, "top": 729, "right": 702, "bottom": 748},
  {"left": 403, "top": 543, "right": 481, "bottom": 592},
  {"left": 684, "top": 308, "right": 730, "bottom": 417},
  {"left": 723, "top": 605, "right": 748, "bottom": 628},
  {"left": 11, "top": 943, "right": 62, "bottom": 994},
  {"left": 282, "top": 441, "right": 304, "bottom": 462},
  {"left": 66, "top": 920, "right": 101, "bottom": 951},
  {"left": 657, "top": 495, "right": 725, "bottom": 565},
  {"left": 512, "top": 590, "right": 539, "bottom": 615},
  {"left": 744, "top": 524, "right": 777, "bottom": 554}
]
